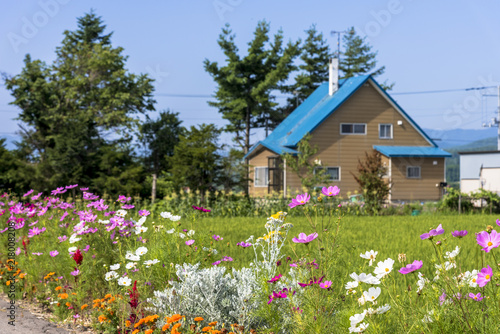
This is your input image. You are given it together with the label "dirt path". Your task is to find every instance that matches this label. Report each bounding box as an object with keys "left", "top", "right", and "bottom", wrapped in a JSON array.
[{"left": 0, "top": 295, "right": 94, "bottom": 334}]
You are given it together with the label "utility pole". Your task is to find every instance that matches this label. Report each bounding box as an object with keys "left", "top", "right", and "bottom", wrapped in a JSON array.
[{"left": 481, "top": 85, "right": 500, "bottom": 150}]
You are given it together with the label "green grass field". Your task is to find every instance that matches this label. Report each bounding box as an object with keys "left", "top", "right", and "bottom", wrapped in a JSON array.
[{"left": 191, "top": 213, "right": 496, "bottom": 278}]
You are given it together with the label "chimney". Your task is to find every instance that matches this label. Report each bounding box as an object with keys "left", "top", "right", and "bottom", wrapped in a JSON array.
[{"left": 329, "top": 58, "right": 339, "bottom": 95}]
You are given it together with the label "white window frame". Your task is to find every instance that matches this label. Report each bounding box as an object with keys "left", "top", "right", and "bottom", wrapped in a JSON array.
[
  {"left": 406, "top": 166, "right": 421, "bottom": 179},
  {"left": 379, "top": 123, "right": 393, "bottom": 139},
  {"left": 254, "top": 166, "right": 269, "bottom": 187},
  {"left": 314, "top": 166, "right": 341, "bottom": 181},
  {"left": 340, "top": 123, "right": 367, "bottom": 135}
]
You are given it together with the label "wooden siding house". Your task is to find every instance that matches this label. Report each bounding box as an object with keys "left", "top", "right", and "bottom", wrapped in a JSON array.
[{"left": 244, "top": 62, "right": 451, "bottom": 202}]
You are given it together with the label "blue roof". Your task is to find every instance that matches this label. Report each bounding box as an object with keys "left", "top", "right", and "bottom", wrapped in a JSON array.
[
  {"left": 245, "top": 75, "right": 437, "bottom": 160},
  {"left": 373, "top": 146, "right": 452, "bottom": 158}
]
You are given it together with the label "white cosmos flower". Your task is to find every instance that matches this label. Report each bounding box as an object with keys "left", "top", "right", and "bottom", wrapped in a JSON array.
[
  {"left": 137, "top": 216, "right": 146, "bottom": 226},
  {"left": 350, "top": 272, "right": 380, "bottom": 285},
  {"left": 98, "top": 219, "right": 110, "bottom": 224},
  {"left": 117, "top": 277, "right": 132, "bottom": 286},
  {"left": 166, "top": 228, "right": 175, "bottom": 234},
  {"left": 116, "top": 210, "right": 127, "bottom": 217},
  {"left": 435, "top": 261, "right": 456, "bottom": 272},
  {"left": 136, "top": 247, "right": 148, "bottom": 256},
  {"left": 105, "top": 271, "right": 119, "bottom": 281},
  {"left": 422, "top": 310, "right": 434, "bottom": 323},
  {"left": 170, "top": 215, "right": 181, "bottom": 221},
  {"left": 144, "top": 259, "right": 160, "bottom": 268},
  {"left": 376, "top": 304, "right": 391, "bottom": 314},
  {"left": 110, "top": 264, "right": 120, "bottom": 270},
  {"left": 349, "top": 322, "right": 369, "bottom": 333},
  {"left": 125, "top": 262, "right": 136, "bottom": 269},
  {"left": 366, "top": 308, "right": 376, "bottom": 315},
  {"left": 345, "top": 281, "right": 359, "bottom": 289},
  {"left": 349, "top": 310, "right": 367, "bottom": 327},
  {"left": 463, "top": 270, "right": 479, "bottom": 288},
  {"left": 69, "top": 234, "right": 81, "bottom": 244},
  {"left": 360, "top": 250, "right": 378, "bottom": 266},
  {"left": 68, "top": 246, "right": 77, "bottom": 253},
  {"left": 444, "top": 246, "right": 460, "bottom": 259},
  {"left": 187, "top": 230, "right": 195, "bottom": 237},
  {"left": 125, "top": 252, "right": 140, "bottom": 261},
  {"left": 359, "top": 287, "right": 381, "bottom": 305},
  {"left": 178, "top": 233, "right": 186, "bottom": 239},
  {"left": 160, "top": 212, "right": 172, "bottom": 219},
  {"left": 135, "top": 226, "right": 148, "bottom": 234},
  {"left": 374, "top": 258, "right": 395, "bottom": 279},
  {"left": 416, "top": 272, "right": 429, "bottom": 292}
]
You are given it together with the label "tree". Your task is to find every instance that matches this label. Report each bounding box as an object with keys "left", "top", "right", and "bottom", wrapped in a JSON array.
[
  {"left": 3, "top": 11, "right": 155, "bottom": 193},
  {"left": 286, "top": 25, "right": 333, "bottom": 108},
  {"left": 169, "top": 124, "right": 222, "bottom": 201},
  {"left": 281, "top": 133, "right": 329, "bottom": 190},
  {"left": 139, "top": 110, "right": 183, "bottom": 201},
  {"left": 351, "top": 149, "right": 390, "bottom": 214},
  {"left": 204, "top": 21, "right": 300, "bottom": 154},
  {"left": 340, "top": 27, "right": 394, "bottom": 90},
  {"left": 217, "top": 149, "right": 249, "bottom": 193}
]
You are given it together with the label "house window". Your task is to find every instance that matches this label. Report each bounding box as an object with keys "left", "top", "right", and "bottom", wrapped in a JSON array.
[
  {"left": 407, "top": 166, "right": 421, "bottom": 179},
  {"left": 379, "top": 124, "right": 393, "bottom": 139},
  {"left": 314, "top": 167, "right": 340, "bottom": 181},
  {"left": 254, "top": 167, "right": 268, "bottom": 187},
  {"left": 340, "top": 123, "right": 366, "bottom": 135}
]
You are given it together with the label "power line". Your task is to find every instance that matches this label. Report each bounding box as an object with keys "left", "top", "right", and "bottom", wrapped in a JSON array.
[{"left": 391, "top": 86, "right": 497, "bottom": 95}]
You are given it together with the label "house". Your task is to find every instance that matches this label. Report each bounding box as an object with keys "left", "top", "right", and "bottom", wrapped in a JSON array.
[
  {"left": 459, "top": 151, "right": 500, "bottom": 195},
  {"left": 244, "top": 59, "right": 451, "bottom": 202}
]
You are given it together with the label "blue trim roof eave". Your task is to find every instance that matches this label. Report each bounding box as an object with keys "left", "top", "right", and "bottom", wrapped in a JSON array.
[
  {"left": 373, "top": 146, "right": 452, "bottom": 158},
  {"left": 368, "top": 78, "right": 437, "bottom": 148},
  {"left": 243, "top": 141, "right": 298, "bottom": 160}
]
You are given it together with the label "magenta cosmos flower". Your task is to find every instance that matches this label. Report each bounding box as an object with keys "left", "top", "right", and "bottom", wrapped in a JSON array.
[
  {"left": 138, "top": 210, "right": 150, "bottom": 217},
  {"left": 420, "top": 224, "right": 444, "bottom": 240},
  {"left": 185, "top": 240, "right": 195, "bottom": 246},
  {"left": 319, "top": 280, "right": 332, "bottom": 289},
  {"left": 267, "top": 274, "right": 282, "bottom": 283},
  {"left": 469, "top": 292, "right": 483, "bottom": 301},
  {"left": 321, "top": 186, "right": 340, "bottom": 197},
  {"left": 288, "top": 193, "right": 310, "bottom": 208},
  {"left": 237, "top": 241, "right": 252, "bottom": 248},
  {"left": 398, "top": 260, "right": 423, "bottom": 274},
  {"left": 476, "top": 230, "right": 500, "bottom": 252},
  {"left": 292, "top": 232, "right": 318, "bottom": 244},
  {"left": 477, "top": 265, "right": 493, "bottom": 287},
  {"left": 451, "top": 230, "right": 468, "bottom": 238},
  {"left": 49, "top": 250, "right": 59, "bottom": 257}
]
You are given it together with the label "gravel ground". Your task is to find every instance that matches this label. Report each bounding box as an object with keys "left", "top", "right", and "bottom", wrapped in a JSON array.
[{"left": 0, "top": 294, "right": 94, "bottom": 334}]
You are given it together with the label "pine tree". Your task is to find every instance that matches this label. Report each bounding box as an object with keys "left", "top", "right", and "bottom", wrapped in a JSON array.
[
  {"left": 340, "top": 27, "right": 394, "bottom": 89},
  {"left": 4, "top": 11, "right": 155, "bottom": 193},
  {"left": 204, "top": 21, "right": 300, "bottom": 154}
]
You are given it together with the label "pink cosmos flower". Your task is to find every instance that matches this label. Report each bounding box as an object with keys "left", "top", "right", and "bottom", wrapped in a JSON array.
[
  {"left": 267, "top": 274, "right": 282, "bottom": 283},
  {"left": 477, "top": 265, "right": 493, "bottom": 287},
  {"left": 469, "top": 292, "right": 483, "bottom": 301},
  {"left": 398, "top": 260, "right": 423, "bottom": 274},
  {"left": 28, "top": 227, "right": 46, "bottom": 238},
  {"left": 237, "top": 241, "right": 252, "bottom": 248},
  {"left": 212, "top": 260, "right": 221, "bottom": 266},
  {"left": 420, "top": 224, "right": 445, "bottom": 240},
  {"left": 65, "top": 184, "right": 78, "bottom": 189},
  {"left": 122, "top": 204, "right": 135, "bottom": 209},
  {"left": 23, "top": 189, "right": 34, "bottom": 198},
  {"left": 497, "top": 219, "right": 500, "bottom": 227},
  {"left": 138, "top": 210, "right": 150, "bottom": 217},
  {"left": 319, "top": 280, "right": 332, "bottom": 289},
  {"left": 292, "top": 232, "right": 318, "bottom": 244},
  {"left": 451, "top": 230, "right": 468, "bottom": 238},
  {"left": 32, "top": 252, "right": 43, "bottom": 256},
  {"left": 185, "top": 240, "right": 195, "bottom": 246},
  {"left": 321, "top": 186, "right": 340, "bottom": 197},
  {"left": 70, "top": 268, "right": 80, "bottom": 276},
  {"left": 289, "top": 193, "right": 311, "bottom": 208},
  {"left": 213, "top": 235, "right": 223, "bottom": 241},
  {"left": 15, "top": 247, "right": 21, "bottom": 256},
  {"left": 58, "top": 235, "right": 67, "bottom": 242},
  {"left": 49, "top": 250, "right": 59, "bottom": 257},
  {"left": 476, "top": 230, "right": 500, "bottom": 252},
  {"left": 222, "top": 256, "right": 233, "bottom": 262}
]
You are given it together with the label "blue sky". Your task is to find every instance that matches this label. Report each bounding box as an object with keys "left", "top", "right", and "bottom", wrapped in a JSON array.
[{"left": 1, "top": 0, "right": 500, "bottom": 147}]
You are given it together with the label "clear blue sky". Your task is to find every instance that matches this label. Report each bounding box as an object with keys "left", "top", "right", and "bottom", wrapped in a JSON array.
[{"left": 1, "top": 0, "right": 500, "bottom": 147}]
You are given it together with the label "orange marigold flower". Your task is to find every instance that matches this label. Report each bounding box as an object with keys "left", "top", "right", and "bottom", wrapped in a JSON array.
[
  {"left": 171, "top": 323, "right": 181, "bottom": 330},
  {"left": 125, "top": 320, "right": 131, "bottom": 327},
  {"left": 145, "top": 330, "right": 153, "bottom": 334},
  {"left": 104, "top": 294, "right": 112, "bottom": 299},
  {"left": 57, "top": 303, "right": 60, "bottom": 307},
  {"left": 6, "top": 281, "right": 10, "bottom": 286},
  {"left": 58, "top": 293, "right": 68, "bottom": 299},
  {"left": 167, "top": 314, "right": 183, "bottom": 324},
  {"left": 65, "top": 302, "right": 71, "bottom": 307},
  {"left": 71, "top": 292, "right": 77, "bottom": 295},
  {"left": 162, "top": 323, "right": 170, "bottom": 331},
  {"left": 19, "top": 273, "right": 26, "bottom": 279},
  {"left": 208, "top": 321, "right": 217, "bottom": 326},
  {"left": 132, "top": 330, "right": 139, "bottom": 334},
  {"left": 194, "top": 317, "right": 204, "bottom": 322},
  {"left": 202, "top": 326, "right": 212, "bottom": 332},
  {"left": 55, "top": 286, "right": 62, "bottom": 291},
  {"left": 98, "top": 315, "right": 107, "bottom": 323},
  {"left": 81, "top": 304, "right": 88, "bottom": 310}
]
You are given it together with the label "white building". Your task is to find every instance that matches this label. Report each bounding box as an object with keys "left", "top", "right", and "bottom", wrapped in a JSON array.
[{"left": 460, "top": 151, "right": 500, "bottom": 194}]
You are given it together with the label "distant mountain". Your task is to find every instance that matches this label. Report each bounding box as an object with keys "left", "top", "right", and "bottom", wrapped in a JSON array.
[
  {"left": 446, "top": 137, "right": 497, "bottom": 153},
  {"left": 423, "top": 128, "right": 498, "bottom": 149}
]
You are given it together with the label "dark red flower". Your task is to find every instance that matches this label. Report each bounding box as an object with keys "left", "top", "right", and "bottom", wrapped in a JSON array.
[{"left": 72, "top": 249, "right": 83, "bottom": 266}]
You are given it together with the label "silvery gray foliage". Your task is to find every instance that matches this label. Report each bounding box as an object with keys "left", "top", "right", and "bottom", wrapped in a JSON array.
[{"left": 148, "top": 263, "right": 260, "bottom": 328}]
